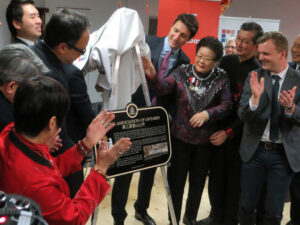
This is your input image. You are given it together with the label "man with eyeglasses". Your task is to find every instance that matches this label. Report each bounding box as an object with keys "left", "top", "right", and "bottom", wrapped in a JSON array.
[
  {"left": 31, "top": 8, "right": 95, "bottom": 198},
  {"left": 198, "top": 22, "right": 263, "bottom": 225}
]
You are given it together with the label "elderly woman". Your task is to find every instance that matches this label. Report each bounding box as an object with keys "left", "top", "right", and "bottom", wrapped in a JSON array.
[
  {"left": 0, "top": 76, "right": 131, "bottom": 225},
  {"left": 143, "top": 36, "right": 232, "bottom": 224},
  {"left": 225, "top": 37, "right": 237, "bottom": 55}
]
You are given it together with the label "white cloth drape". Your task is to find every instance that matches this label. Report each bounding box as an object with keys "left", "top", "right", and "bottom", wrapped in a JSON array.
[{"left": 73, "top": 7, "right": 151, "bottom": 110}]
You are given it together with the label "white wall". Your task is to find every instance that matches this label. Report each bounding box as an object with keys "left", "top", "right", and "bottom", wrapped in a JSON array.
[{"left": 224, "top": 0, "right": 300, "bottom": 61}]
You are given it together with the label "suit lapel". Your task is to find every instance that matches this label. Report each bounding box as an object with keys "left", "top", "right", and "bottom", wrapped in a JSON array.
[
  {"left": 152, "top": 38, "right": 164, "bottom": 71},
  {"left": 281, "top": 67, "right": 297, "bottom": 92}
]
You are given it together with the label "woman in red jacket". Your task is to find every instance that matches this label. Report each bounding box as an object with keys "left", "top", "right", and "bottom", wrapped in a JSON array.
[{"left": 0, "top": 76, "right": 131, "bottom": 225}]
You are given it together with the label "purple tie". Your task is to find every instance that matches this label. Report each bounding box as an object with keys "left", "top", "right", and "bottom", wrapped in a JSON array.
[{"left": 157, "top": 51, "right": 172, "bottom": 78}]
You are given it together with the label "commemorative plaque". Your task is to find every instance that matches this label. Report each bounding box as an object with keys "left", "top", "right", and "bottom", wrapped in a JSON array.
[{"left": 105, "top": 103, "right": 172, "bottom": 178}]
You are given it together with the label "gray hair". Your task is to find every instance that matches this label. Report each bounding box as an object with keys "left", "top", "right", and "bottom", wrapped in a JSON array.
[
  {"left": 0, "top": 44, "right": 48, "bottom": 86},
  {"left": 226, "top": 37, "right": 236, "bottom": 46}
]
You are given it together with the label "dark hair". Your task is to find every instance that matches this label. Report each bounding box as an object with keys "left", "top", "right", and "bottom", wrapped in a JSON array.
[
  {"left": 0, "top": 44, "right": 48, "bottom": 86},
  {"left": 240, "top": 22, "right": 264, "bottom": 44},
  {"left": 196, "top": 36, "right": 223, "bottom": 61},
  {"left": 6, "top": 0, "right": 35, "bottom": 37},
  {"left": 44, "top": 8, "right": 89, "bottom": 49},
  {"left": 14, "top": 76, "right": 70, "bottom": 137},
  {"left": 173, "top": 13, "right": 199, "bottom": 40},
  {"left": 257, "top": 31, "right": 288, "bottom": 55}
]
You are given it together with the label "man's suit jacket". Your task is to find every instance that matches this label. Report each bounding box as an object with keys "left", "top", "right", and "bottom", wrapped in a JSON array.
[
  {"left": 13, "top": 37, "right": 27, "bottom": 45},
  {"left": 31, "top": 41, "right": 95, "bottom": 153},
  {"left": 238, "top": 67, "right": 300, "bottom": 172},
  {"left": 132, "top": 36, "right": 189, "bottom": 111}
]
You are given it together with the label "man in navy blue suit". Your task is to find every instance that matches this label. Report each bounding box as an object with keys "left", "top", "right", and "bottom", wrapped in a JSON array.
[{"left": 111, "top": 13, "right": 199, "bottom": 225}]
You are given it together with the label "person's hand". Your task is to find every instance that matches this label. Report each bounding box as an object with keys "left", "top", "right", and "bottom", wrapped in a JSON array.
[
  {"left": 83, "top": 110, "right": 115, "bottom": 149},
  {"left": 279, "top": 86, "right": 297, "bottom": 113},
  {"left": 209, "top": 130, "right": 228, "bottom": 146},
  {"left": 250, "top": 71, "right": 264, "bottom": 106},
  {"left": 45, "top": 128, "right": 62, "bottom": 152},
  {"left": 142, "top": 56, "right": 156, "bottom": 79},
  {"left": 94, "top": 137, "right": 132, "bottom": 174},
  {"left": 189, "top": 111, "right": 208, "bottom": 128}
]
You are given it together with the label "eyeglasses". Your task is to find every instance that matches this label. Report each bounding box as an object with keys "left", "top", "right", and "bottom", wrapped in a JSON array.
[
  {"left": 236, "top": 36, "right": 253, "bottom": 45},
  {"left": 195, "top": 53, "right": 214, "bottom": 63},
  {"left": 66, "top": 43, "right": 86, "bottom": 55}
]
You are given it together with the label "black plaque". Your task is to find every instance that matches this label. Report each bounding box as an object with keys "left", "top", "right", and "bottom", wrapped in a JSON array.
[{"left": 105, "top": 103, "right": 172, "bottom": 178}]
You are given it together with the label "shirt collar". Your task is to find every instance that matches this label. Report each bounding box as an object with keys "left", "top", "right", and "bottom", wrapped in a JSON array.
[
  {"left": 16, "top": 36, "right": 35, "bottom": 46},
  {"left": 271, "top": 65, "right": 289, "bottom": 81}
]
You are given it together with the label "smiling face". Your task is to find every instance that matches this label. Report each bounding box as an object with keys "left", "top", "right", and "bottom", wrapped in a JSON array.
[
  {"left": 14, "top": 4, "right": 42, "bottom": 42},
  {"left": 258, "top": 39, "right": 287, "bottom": 74},
  {"left": 235, "top": 29, "right": 258, "bottom": 62},
  {"left": 291, "top": 35, "right": 300, "bottom": 64},
  {"left": 168, "top": 20, "right": 191, "bottom": 50},
  {"left": 194, "top": 47, "right": 216, "bottom": 74}
]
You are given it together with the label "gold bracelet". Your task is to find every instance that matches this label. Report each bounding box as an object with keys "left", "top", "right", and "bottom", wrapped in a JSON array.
[{"left": 94, "top": 168, "right": 107, "bottom": 178}]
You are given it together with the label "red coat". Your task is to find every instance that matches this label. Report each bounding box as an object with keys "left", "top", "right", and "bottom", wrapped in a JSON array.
[{"left": 0, "top": 123, "right": 110, "bottom": 225}]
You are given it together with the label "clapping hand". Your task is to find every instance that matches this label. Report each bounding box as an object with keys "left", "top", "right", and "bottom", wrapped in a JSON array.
[{"left": 250, "top": 71, "right": 264, "bottom": 106}]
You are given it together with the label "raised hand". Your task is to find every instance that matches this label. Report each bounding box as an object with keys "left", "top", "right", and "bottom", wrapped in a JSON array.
[
  {"left": 83, "top": 110, "right": 115, "bottom": 149},
  {"left": 189, "top": 111, "right": 208, "bottom": 128},
  {"left": 94, "top": 137, "right": 132, "bottom": 174},
  {"left": 279, "top": 86, "right": 297, "bottom": 113},
  {"left": 142, "top": 56, "right": 157, "bottom": 79},
  {"left": 46, "top": 128, "right": 62, "bottom": 152},
  {"left": 250, "top": 71, "right": 264, "bottom": 106}
]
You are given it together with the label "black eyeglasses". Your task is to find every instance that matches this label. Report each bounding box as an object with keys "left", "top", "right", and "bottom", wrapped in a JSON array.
[{"left": 66, "top": 43, "right": 86, "bottom": 55}]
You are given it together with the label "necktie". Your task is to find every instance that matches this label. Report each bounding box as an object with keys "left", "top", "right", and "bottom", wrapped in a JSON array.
[
  {"left": 157, "top": 51, "right": 172, "bottom": 78},
  {"left": 269, "top": 75, "right": 281, "bottom": 142}
]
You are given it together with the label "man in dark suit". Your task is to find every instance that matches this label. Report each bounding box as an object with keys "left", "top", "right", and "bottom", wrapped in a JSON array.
[
  {"left": 6, "top": 0, "right": 42, "bottom": 45},
  {"left": 31, "top": 9, "right": 95, "bottom": 197},
  {"left": 111, "top": 14, "right": 199, "bottom": 225},
  {"left": 238, "top": 31, "right": 300, "bottom": 225},
  {"left": 0, "top": 44, "right": 47, "bottom": 132},
  {"left": 286, "top": 34, "right": 300, "bottom": 225}
]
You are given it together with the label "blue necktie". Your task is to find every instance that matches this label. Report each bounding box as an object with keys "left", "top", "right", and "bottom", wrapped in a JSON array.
[{"left": 269, "top": 75, "right": 281, "bottom": 142}]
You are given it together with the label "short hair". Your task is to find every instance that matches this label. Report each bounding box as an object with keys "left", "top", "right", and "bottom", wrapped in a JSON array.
[
  {"left": 14, "top": 76, "right": 70, "bottom": 137},
  {"left": 6, "top": 0, "right": 35, "bottom": 38},
  {"left": 44, "top": 8, "right": 90, "bottom": 49},
  {"left": 196, "top": 36, "right": 224, "bottom": 61},
  {"left": 225, "top": 37, "right": 236, "bottom": 46},
  {"left": 240, "top": 22, "right": 264, "bottom": 44},
  {"left": 173, "top": 13, "right": 199, "bottom": 40},
  {"left": 0, "top": 43, "right": 48, "bottom": 86},
  {"left": 257, "top": 31, "right": 288, "bottom": 54}
]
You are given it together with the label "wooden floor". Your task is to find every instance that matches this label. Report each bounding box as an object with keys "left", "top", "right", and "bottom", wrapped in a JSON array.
[{"left": 86, "top": 168, "right": 291, "bottom": 225}]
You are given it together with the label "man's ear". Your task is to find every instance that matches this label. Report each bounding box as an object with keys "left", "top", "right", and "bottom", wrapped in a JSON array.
[
  {"left": 56, "top": 43, "right": 68, "bottom": 55},
  {"left": 12, "top": 20, "right": 22, "bottom": 30},
  {"left": 6, "top": 81, "right": 17, "bottom": 94}
]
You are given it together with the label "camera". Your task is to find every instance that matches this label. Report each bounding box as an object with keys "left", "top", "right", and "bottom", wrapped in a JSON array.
[{"left": 0, "top": 191, "right": 47, "bottom": 225}]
